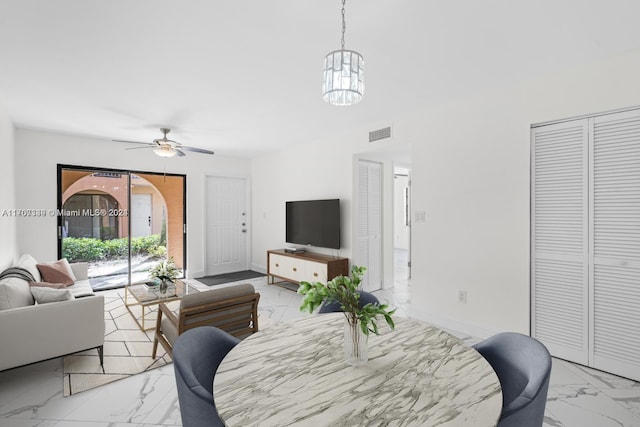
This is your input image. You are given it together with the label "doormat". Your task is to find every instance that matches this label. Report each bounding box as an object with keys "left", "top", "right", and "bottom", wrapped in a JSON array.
[
  {"left": 62, "top": 289, "right": 173, "bottom": 396},
  {"left": 196, "top": 270, "right": 266, "bottom": 286}
]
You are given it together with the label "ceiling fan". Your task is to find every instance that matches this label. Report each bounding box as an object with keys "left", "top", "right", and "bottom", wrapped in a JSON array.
[{"left": 113, "top": 128, "right": 214, "bottom": 158}]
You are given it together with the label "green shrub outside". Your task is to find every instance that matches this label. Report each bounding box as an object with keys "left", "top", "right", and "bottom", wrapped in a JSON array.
[
  {"left": 62, "top": 237, "right": 104, "bottom": 262},
  {"left": 62, "top": 234, "right": 167, "bottom": 263}
]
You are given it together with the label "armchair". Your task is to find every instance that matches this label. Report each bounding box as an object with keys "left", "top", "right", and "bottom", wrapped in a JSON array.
[
  {"left": 173, "top": 326, "right": 240, "bottom": 427},
  {"left": 152, "top": 283, "right": 260, "bottom": 359},
  {"left": 318, "top": 290, "right": 380, "bottom": 313},
  {"left": 473, "top": 332, "right": 552, "bottom": 427}
]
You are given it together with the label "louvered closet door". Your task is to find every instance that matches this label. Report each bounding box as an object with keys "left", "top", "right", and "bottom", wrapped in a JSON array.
[
  {"left": 357, "top": 160, "right": 383, "bottom": 292},
  {"left": 357, "top": 161, "right": 370, "bottom": 278},
  {"left": 531, "top": 120, "right": 589, "bottom": 364},
  {"left": 591, "top": 110, "right": 640, "bottom": 381}
]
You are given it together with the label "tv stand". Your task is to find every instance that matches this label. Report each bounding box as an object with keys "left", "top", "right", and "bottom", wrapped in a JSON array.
[{"left": 267, "top": 249, "right": 348, "bottom": 286}]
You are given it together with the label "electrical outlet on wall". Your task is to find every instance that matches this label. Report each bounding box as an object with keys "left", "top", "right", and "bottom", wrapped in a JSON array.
[{"left": 458, "top": 290, "right": 467, "bottom": 304}]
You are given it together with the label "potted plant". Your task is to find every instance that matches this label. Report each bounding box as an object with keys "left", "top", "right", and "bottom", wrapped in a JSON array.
[
  {"left": 298, "top": 265, "right": 395, "bottom": 366},
  {"left": 149, "top": 256, "right": 179, "bottom": 294}
]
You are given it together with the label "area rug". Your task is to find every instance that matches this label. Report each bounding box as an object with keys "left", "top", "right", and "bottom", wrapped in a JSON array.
[
  {"left": 63, "top": 289, "right": 174, "bottom": 396},
  {"left": 196, "top": 270, "right": 265, "bottom": 286}
]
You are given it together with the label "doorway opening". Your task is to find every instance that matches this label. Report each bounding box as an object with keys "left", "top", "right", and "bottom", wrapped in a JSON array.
[
  {"left": 393, "top": 166, "right": 411, "bottom": 296},
  {"left": 355, "top": 159, "right": 383, "bottom": 292}
]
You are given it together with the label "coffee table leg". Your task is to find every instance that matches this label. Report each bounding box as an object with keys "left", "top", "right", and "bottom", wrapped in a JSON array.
[{"left": 124, "top": 300, "right": 153, "bottom": 331}]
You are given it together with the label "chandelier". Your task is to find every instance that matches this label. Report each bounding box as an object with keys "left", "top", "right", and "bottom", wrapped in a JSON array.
[{"left": 322, "top": 0, "right": 364, "bottom": 106}]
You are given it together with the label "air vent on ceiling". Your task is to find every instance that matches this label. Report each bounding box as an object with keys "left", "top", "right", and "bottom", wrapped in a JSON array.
[{"left": 369, "top": 126, "right": 392, "bottom": 142}]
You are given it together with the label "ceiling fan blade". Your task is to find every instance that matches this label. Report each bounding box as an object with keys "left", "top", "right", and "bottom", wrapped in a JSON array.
[
  {"left": 117, "top": 129, "right": 212, "bottom": 157},
  {"left": 181, "top": 145, "right": 215, "bottom": 155},
  {"left": 113, "top": 139, "right": 156, "bottom": 146},
  {"left": 125, "top": 146, "right": 154, "bottom": 151}
]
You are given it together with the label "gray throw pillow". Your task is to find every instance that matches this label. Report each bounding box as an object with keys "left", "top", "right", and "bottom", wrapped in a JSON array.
[{"left": 31, "top": 286, "right": 74, "bottom": 304}]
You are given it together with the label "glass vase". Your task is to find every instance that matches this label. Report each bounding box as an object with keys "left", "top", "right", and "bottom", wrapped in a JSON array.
[
  {"left": 344, "top": 317, "right": 368, "bottom": 367},
  {"left": 159, "top": 280, "right": 169, "bottom": 295}
]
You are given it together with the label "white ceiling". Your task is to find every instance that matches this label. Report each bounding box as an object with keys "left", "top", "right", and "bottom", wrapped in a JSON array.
[{"left": 1, "top": 1, "right": 640, "bottom": 158}]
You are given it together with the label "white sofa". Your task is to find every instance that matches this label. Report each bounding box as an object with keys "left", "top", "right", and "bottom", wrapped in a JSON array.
[{"left": 0, "top": 256, "right": 105, "bottom": 371}]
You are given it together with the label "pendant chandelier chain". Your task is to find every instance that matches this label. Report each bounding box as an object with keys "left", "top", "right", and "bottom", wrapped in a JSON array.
[
  {"left": 341, "top": 0, "right": 346, "bottom": 51},
  {"left": 322, "top": 0, "right": 364, "bottom": 106}
]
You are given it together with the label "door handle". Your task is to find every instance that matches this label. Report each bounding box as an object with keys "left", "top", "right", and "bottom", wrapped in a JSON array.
[
  {"left": 148, "top": 216, "right": 151, "bottom": 226},
  {"left": 242, "top": 229, "right": 247, "bottom": 233}
]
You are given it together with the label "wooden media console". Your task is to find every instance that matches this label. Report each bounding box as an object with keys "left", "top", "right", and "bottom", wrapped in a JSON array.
[{"left": 267, "top": 249, "right": 348, "bottom": 286}]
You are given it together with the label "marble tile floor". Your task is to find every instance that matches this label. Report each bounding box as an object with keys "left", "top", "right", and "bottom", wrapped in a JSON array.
[{"left": 0, "top": 276, "right": 639, "bottom": 426}]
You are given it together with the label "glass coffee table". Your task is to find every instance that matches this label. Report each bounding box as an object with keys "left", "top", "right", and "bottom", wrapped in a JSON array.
[{"left": 124, "top": 280, "right": 197, "bottom": 331}]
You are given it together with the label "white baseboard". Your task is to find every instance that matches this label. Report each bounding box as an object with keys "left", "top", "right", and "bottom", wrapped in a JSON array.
[
  {"left": 407, "top": 307, "right": 501, "bottom": 340},
  {"left": 251, "top": 263, "right": 267, "bottom": 274},
  {"left": 187, "top": 270, "right": 205, "bottom": 279}
]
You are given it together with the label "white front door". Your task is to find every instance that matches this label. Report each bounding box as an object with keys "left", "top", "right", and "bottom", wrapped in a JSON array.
[
  {"left": 205, "top": 176, "right": 248, "bottom": 275},
  {"left": 131, "top": 194, "right": 152, "bottom": 237}
]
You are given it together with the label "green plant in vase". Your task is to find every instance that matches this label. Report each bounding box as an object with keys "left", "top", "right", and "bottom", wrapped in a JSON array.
[
  {"left": 149, "top": 256, "right": 179, "bottom": 294},
  {"left": 298, "top": 265, "right": 395, "bottom": 366}
]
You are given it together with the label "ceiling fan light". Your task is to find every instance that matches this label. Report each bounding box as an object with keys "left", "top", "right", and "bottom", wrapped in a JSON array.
[{"left": 153, "top": 145, "right": 177, "bottom": 158}]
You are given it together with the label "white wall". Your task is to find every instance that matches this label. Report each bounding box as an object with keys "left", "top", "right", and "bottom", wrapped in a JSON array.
[
  {"left": 14, "top": 129, "right": 251, "bottom": 277},
  {"left": 250, "top": 128, "right": 409, "bottom": 275},
  {"left": 251, "top": 135, "right": 354, "bottom": 270},
  {"left": 251, "top": 48, "right": 640, "bottom": 339},
  {"left": 409, "top": 48, "right": 640, "bottom": 337},
  {"left": 0, "top": 101, "right": 15, "bottom": 270}
]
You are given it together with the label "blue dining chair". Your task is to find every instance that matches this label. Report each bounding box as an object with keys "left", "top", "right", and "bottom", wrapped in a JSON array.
[
  {"left": 172, "top": 326, "right": 240, "bottom": 427},
  {"left": 473, "top": 332, "right": 552, "bottom": 427},
  {"left": 318, "top": 290, "right": 380, "bottom": 313}
]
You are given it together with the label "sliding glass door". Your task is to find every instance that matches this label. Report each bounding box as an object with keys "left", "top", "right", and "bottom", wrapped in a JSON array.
[{"left": 57, "top": 165, "right": 186, "bottom": 291}]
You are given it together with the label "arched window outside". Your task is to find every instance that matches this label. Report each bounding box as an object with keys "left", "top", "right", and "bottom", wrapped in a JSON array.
[{"left": 63, "top": 193, "right": 119, "bottom": 240}]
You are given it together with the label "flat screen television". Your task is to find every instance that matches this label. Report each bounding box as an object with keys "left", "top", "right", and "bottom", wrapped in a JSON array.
[{"left": 286, "top": 199, "right": 340, "bottom": 249}]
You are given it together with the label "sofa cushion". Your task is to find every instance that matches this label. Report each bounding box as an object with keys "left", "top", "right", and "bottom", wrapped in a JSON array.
[
  {"left": 69, "top": 262, "right": 88, "bottom": 281},
  {"left": 0, "top": 277, "right": 36, "bottom": 309},
  {"left": 30, "top": 281, "right": 67, "bottom": 289},
  {"left": 67, "top": 280, "right": 95, "bottom": 298},
  {"left": 16, "top": 254, "right": 42, "bottom": 283},
  {"left": 36, "top": 259, "right": 77, "bottom": 286},
  {"left": 31, "top": 286, "right": 75, "bottom": 304}
]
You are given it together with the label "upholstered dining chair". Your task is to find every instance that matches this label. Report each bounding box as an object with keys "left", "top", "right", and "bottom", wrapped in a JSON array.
[
  {"left": 173, "top": 326, "right": 240, "bottom": 427},
  {"left": 152, "top": 283, "right": 260, "bottom": 359},
  {"left": 473, "top": 332, "right": 552, "bottom": 427},
  {"left": 318, "top": 290, "right": 380, "bottom": 313}
]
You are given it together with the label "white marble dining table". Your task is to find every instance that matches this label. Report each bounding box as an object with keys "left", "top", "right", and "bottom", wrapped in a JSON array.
[{"left": 214, "top": 313, "right": 502, "bottom": 427}]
